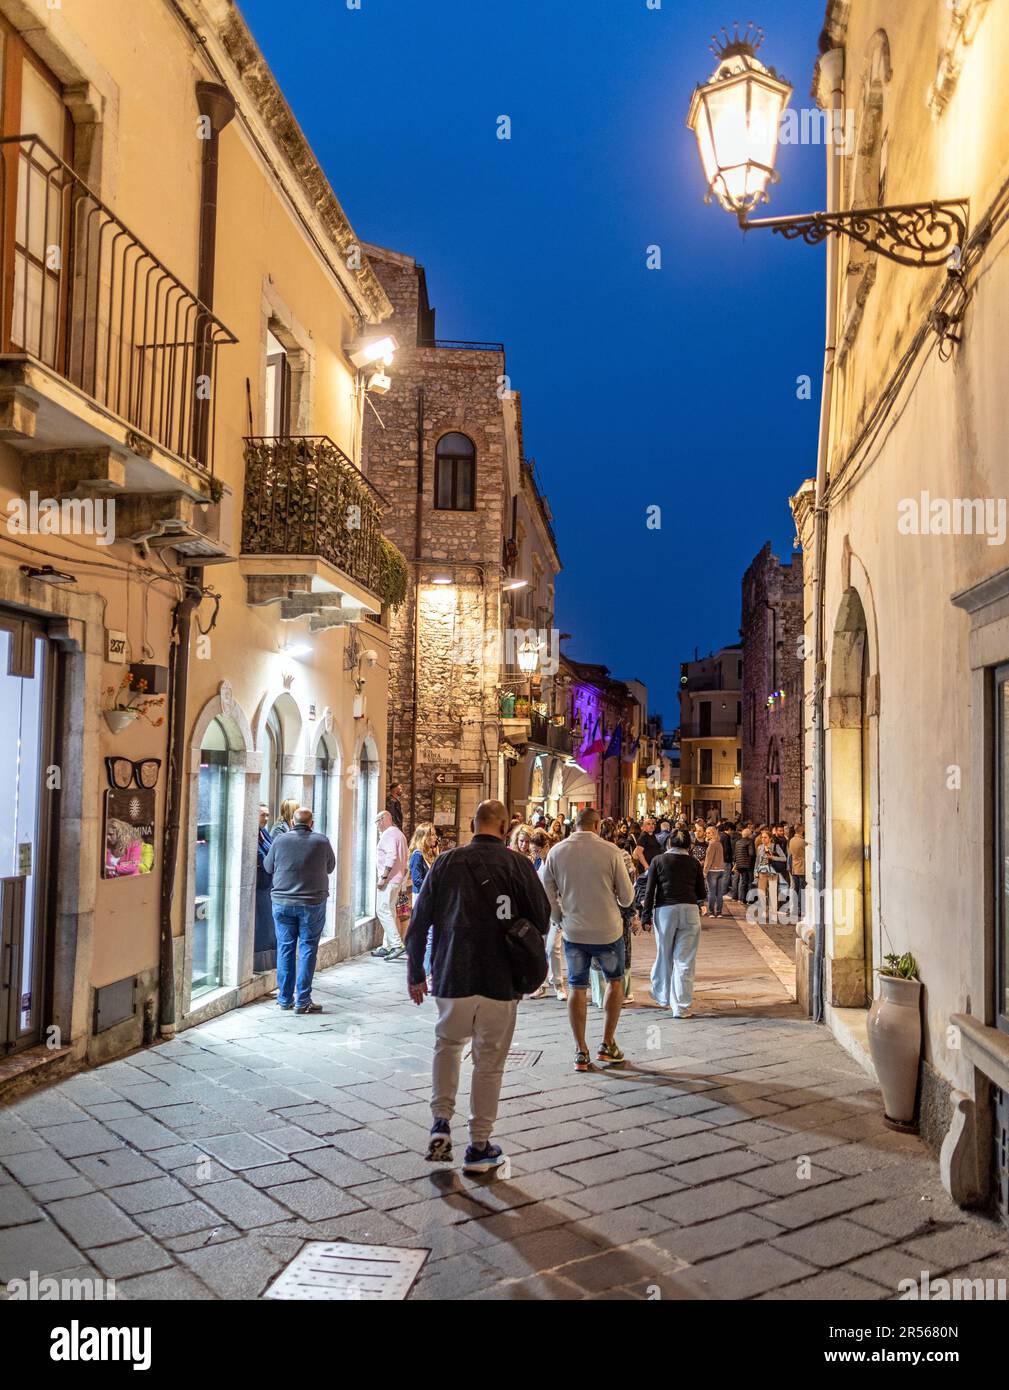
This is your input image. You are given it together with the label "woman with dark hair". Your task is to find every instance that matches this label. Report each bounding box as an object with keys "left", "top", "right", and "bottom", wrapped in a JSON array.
[
  {"left": 600, "top": 817, "right": 639, "bottom": 1002},
  {"left": 641, "top": 828, "right": 706, "bottom": 1019}
]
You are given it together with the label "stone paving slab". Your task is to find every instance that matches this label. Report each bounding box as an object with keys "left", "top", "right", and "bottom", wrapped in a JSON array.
[{"left": 3, "top": 906, "right": 1008, "bottom": 1301}]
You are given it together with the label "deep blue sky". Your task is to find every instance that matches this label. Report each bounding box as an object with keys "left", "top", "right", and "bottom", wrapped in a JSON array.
[{"left": 239, "top": 0, "right": 827, "bottom": 722}]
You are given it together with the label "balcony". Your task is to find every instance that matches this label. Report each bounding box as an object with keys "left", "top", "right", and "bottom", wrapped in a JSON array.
[
  {"left": 240, "top": 436, "right": 400, "bottom": 620},
  {"left": 547, "top": 721, "right": 574, "bottom": 756},
  {"left": 679, "top": 720, "right": 741, "bottom": 739},
  {"left": 0, "top": 136, "right": 236, "bottom": 523}
]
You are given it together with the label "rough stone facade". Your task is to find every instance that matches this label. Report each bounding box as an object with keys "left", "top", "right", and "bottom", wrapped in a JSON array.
[
  {"left": 740, "top": 543, "right": 804, "bottom": 827},
  {"left": 362, "top": 245, "right": 535, "bottom": 842}
]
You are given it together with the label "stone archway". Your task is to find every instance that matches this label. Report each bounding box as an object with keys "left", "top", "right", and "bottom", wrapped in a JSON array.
[
  {"left": 183, "top": 682, "right": 263, "bottom": 1019},
  {"left": 826, "top": 588, "right": 877, "bottom": 1008}
]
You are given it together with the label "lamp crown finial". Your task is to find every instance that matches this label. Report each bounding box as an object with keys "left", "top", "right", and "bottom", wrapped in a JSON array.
[{"left": 709, "top": 20, "right": 764, "bottom": 60}]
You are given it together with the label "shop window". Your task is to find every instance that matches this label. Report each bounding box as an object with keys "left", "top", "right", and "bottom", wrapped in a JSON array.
[
  {"left": 313, "top": 731, "right": 339, "bottom": 839},
  {"left": 259, "top": 705, "right": 283, "bottom": 821},
  {"left": 434, "top": 432, "right": 475, "bottom": 510},
  {"left": 353, "top": 743, "right": 379, "bottom": 920},
  {"left": 194, "top": 718, "right": 230, "bottom": 997}
]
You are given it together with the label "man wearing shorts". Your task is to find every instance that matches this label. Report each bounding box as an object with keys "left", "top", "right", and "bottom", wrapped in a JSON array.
[{"left": 539, "top": 806, "right": 635, "bottom": 1071}]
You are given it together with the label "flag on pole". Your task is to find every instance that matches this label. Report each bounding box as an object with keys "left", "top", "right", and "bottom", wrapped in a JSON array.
[{"left": 603, "top": 724, "right": 622, "bottom": 760}]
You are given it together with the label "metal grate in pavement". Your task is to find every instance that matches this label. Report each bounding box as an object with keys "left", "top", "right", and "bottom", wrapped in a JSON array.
[
  {"left": 263, "top": 1242, "right": 429, "bottom": 1301},
  {"left": 464, "top": 1047, "right": 541, "bottom": 1069}
]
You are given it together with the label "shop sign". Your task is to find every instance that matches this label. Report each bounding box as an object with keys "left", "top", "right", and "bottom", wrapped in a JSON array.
[{"left": 102, "top": 788, "right": 156, "bottom": 879}]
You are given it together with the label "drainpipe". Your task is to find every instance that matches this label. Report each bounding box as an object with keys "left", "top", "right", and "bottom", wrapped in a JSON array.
[
  {"left": 159, "top": 575, "right": 202, "bottom": 1036},
  {"left": 193, "top": 81, "right": 236, "bottom": 467},
  {"left": 811, "top": 46, "right": 845, "bottom": 1024},
  {"left": 159, "top": 80, "right": 235, "bottom": 1035}
]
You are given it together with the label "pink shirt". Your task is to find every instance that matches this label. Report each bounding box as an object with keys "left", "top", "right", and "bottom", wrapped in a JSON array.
[{"left": 377, "top": 825, "right": 408, "bottom": 885}]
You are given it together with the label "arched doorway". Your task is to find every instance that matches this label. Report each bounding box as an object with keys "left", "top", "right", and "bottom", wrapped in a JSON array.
[
  {"left": 256, "top": 690, "right": 303, "bottom": 827},
  {"left": 353, "top": 736, "right": 379, "bottom": 921},
  {"left": 827, "top": 588, "right": 876, "bottom": 1008}
]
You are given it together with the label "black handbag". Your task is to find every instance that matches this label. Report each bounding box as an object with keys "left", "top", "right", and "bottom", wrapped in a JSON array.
[{"left": 466, "top": 856, "right": 548, "bottom": 995}]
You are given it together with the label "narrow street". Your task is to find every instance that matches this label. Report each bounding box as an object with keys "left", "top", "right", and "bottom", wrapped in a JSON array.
[{"left": 3, "top": 909, "right": 1006, "bottom": 1301}]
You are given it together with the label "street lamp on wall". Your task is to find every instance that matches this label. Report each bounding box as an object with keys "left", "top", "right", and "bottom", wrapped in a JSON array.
[{"left": 687, "top": 23, "right": 969, "bottom": 269}]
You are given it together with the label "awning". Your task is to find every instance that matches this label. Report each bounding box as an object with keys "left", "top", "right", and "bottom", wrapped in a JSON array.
[{"left": 561, "top": 762, "right": 596, "bottom": 803}]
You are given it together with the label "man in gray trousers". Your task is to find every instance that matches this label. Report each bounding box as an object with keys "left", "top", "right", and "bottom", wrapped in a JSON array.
[
  {"left": 407, "top": 799, "right": 551, "bottom": 1174},
  {"left": 263, "top": 806, "right": 336, "bottom": 1015}
]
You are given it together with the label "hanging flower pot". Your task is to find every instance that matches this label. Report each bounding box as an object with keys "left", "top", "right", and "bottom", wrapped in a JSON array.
[
  {"left": 103, "top": 709, "right": 140, "bottom": 734},
  {"left": 867, "top": 954, "right": 923, "bottom": 1132}
]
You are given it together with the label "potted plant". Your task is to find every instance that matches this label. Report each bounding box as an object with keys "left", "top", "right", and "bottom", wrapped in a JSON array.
[
  {"left": 867, "top": 952, "right": 923, "bottom": 1132},
  {"left": 102, "top": 672, "right": 167, "bottom": 734},
  {"left": 514, "top": 695, "right": 530, "bottom": 717}
]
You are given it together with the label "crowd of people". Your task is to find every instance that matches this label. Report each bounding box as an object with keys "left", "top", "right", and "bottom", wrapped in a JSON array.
[{"left": 397, "top": 797, "right": 807, "bottom": 1176}]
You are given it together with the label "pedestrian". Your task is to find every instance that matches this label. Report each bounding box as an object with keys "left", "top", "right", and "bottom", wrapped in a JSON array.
[
  {"left": 407, "top": 799, "right": 551, "bottom": 1174},
  {"left": 509, "top": 823, "right": 534, "bottom": 858},
  {"left": 372, "top": 809, "right": 409, "bottom": 960},
  {"left": 539, "top": 806, "right": 635, "bottom": 1071},
  {"left": 703, "top": 824, "right": 726, "bottom": 917},
  {"left": 754, "top": 829, "right": 777, "bottom": 924},
  {"left": 690, "top": 819, "right": 708, "bottom": 869},
  {"left": 262, "top": 806, "right": 336, "bottom": 1014},
  {"left": 718, "top": 820, "right": 734, "bottom": 900},
  {"left": 788, "top": 823, "right": 807, "bottom": 920},
  {"left": 600, "top": 817, "right": 639, "bottom": 1002},
  {"left": 732, "top": 824, "right": 755, "bottom": 907},
  {"left": 641, "top": 828, "right": 706, "bottom": 1019},
  {"left": 254, "top": 804, "right": 276, "bottom": 973},
  {"left": 632, "top": 815, "right": 663, "bottom": 876},
  {"left": 271, "top": 796, "right": 300, "bottom": 838},
  {"left": 385, "top": 781, "right": 404, "bottom": 831}
]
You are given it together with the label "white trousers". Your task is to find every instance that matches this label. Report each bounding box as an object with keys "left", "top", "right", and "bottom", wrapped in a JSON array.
[
  {"left": 376, "top": 881, "right": 402, "bottom": 950},
  {"left": 432, "top": 995, "right": 518, "bottom": 1146},
  {"left": 651, "top": 904, "right": 702, "bottom": 1015},
  {"left": 546, "top": 921, "right": 566, "bottom": 989}
]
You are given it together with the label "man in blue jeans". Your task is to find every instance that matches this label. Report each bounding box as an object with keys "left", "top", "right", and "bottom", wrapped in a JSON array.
[{"left": 262, "top": 806, "right": 336, "bottom": 1015}]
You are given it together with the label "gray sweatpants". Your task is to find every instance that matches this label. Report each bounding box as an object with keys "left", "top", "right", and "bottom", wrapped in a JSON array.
[{"left": 431, "top": 995, "right": 518, "bottom": 1146}]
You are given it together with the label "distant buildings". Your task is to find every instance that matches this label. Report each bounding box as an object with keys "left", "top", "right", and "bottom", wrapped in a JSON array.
[{"left": 678, "top": 646, "right": 743, "bottom": 820}]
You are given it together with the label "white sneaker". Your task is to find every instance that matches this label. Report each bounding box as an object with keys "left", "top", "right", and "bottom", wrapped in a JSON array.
[
  {"left": 554, "top": 987, "right": 568, "bottom": 1001},
  {"left": 672, "top": 1009, "right": 694, "bottom": 1019}
]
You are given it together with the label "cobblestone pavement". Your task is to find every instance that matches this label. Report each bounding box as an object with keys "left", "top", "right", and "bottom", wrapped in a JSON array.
[{"left": 2, "top": 908, "right": 1007, "bottom": 1301}]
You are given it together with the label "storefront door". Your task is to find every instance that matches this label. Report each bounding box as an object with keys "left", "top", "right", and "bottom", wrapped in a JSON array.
[{"left": 0, "top": 612, "right": 56, "bottom": 1053}]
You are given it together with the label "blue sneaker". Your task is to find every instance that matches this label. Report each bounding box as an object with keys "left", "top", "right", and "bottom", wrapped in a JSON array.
[
  {"left": 463, "top": 1141, "right": 506, "bottom": 1175},
  {"left": 425, "top": 1119, "right": 452, "bottom": 1163}
]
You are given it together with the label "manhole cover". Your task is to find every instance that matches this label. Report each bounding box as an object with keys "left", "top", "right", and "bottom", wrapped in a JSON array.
[{"left": 263, "top": 1242, "right": 429, "bottom": 1301}]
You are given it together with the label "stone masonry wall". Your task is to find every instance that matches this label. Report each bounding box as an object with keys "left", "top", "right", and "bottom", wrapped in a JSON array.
[
  {"left": 362, "top": 247, "right": 508, "bottom": 838},
  {"left": 741, "top": 542, "right": 805, "bottom": 826}
]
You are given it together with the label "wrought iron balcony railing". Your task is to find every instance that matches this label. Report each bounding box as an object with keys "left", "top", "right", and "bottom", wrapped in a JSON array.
[
  {"left": 241, "top": 436, "right": 388, "bottom": 597},
  {"left": 0, "top": 135, "right": 236, "bottom": 471},
  {"left": 547, "top": 722, "right": 574, "bottom": 756}
]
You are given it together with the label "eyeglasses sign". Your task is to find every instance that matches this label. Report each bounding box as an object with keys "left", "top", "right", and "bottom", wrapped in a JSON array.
[{"left": 105, "top": 757, "right": 162, "bottom": 790}]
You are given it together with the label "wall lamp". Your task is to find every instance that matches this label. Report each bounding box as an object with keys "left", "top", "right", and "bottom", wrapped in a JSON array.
[
  {"left": 687, "top": 23, "right": 969, "bottom": 269},
  {"left": 503, "top": 578, "right": 529, "bottom": 591},
  {"left": 348, "top": 334, "right": 397, "bottom": 369}
]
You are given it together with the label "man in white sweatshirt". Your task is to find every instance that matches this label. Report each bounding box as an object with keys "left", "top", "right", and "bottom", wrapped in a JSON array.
[{"left": 539, "top": 806, "right": 634, "bottom": 1071}]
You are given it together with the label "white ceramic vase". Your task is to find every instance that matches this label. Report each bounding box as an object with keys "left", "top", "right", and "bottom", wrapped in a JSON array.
[
  {"left": 867, "top": 974, "right": 922, "bottom": 1127},
  {"left": 103, "top": 709, "right": 139, "bottom": 734}
]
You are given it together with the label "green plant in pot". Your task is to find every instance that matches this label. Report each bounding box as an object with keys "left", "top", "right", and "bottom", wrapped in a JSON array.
[{"left": 867, "top": 951, "right": 923, "bottom": 1132}]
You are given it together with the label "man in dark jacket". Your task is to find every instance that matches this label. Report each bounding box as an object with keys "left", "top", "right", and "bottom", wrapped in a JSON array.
[
  {"left": 385, "top": 782, "right": 404, "bottom": 830},
  {"left": 732, "top": 826, "right": 756, "bottom": 907},
  {"left": 262, "top": 807, "right": 336, "bottom": 1015},
  {"left": 407, "top": 799, "right": 550, "bottom": 1174}
]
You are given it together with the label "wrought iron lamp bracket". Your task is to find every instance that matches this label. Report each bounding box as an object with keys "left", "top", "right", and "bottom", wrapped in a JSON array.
[{"left": 741, "top": 199, "right": 970, "bottom": 270}]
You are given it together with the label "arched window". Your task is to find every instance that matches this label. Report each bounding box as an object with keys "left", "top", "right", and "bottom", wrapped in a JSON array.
[
  {"left": 434, "top": 432, "right": 475, "bottom": 511},
  {"left": 353, "top": 742, "right": 380, "bottom": 920},
  {"left": 195, "top": 717, "right": 232, "bottom": 997},
  {"left": 259, "top": 706, "right": 283, "bottom": 821}
]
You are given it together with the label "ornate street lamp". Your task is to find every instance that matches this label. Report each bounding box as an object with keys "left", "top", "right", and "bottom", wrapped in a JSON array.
[
  {"left": 687, "top": 23, "right": 969, "bottom": 269},
  {"left": 516, "top": 635, "right": 540, "bottom": 675}
]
